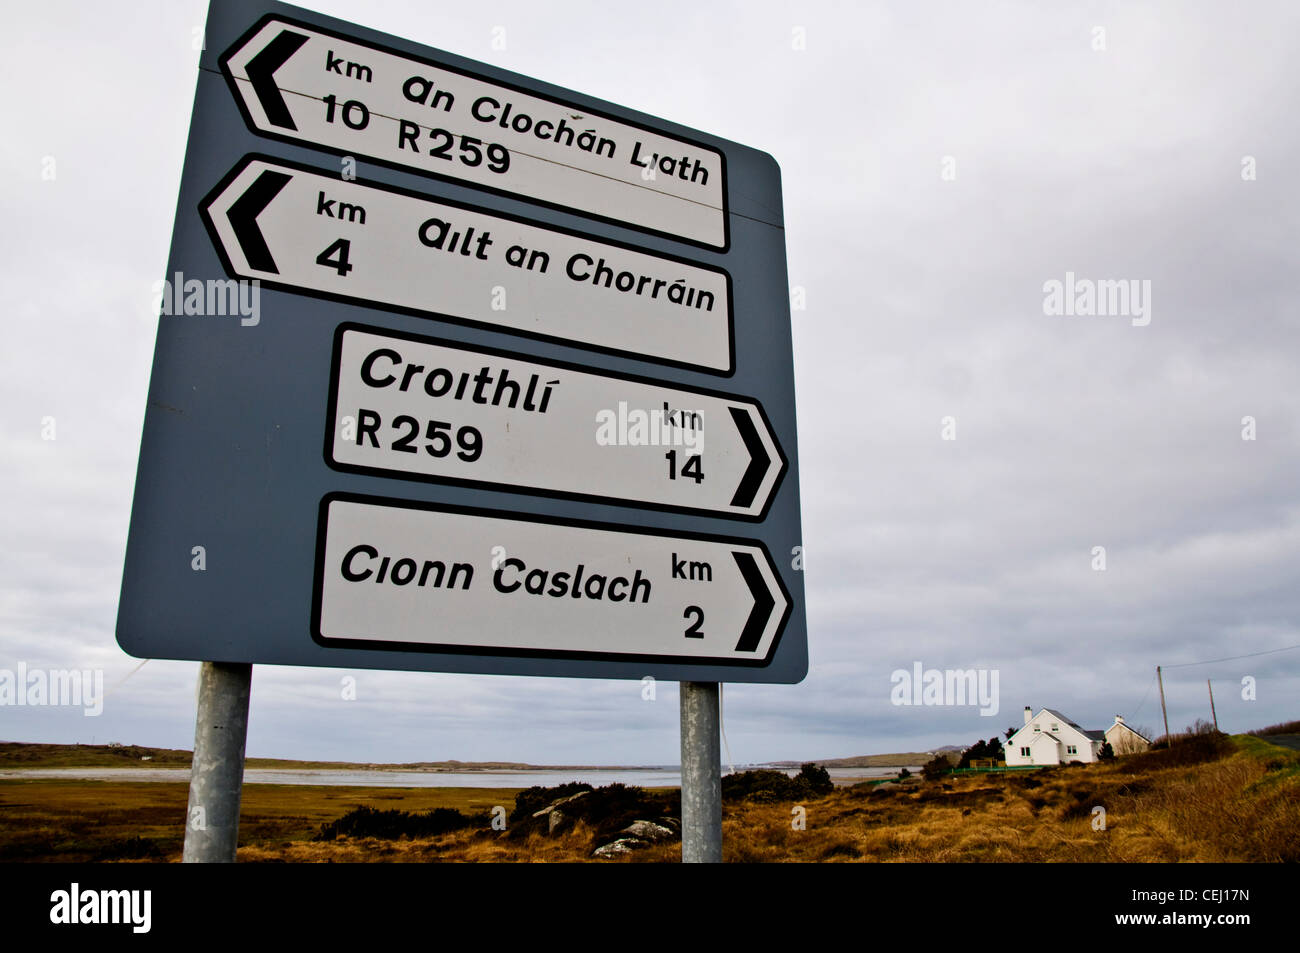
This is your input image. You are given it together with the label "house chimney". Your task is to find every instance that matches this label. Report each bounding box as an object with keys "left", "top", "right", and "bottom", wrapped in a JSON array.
[
  {"left": 1024, "top": 706, "right": 1032, "bottom": 726},
  {"left": 1115, "top": 715, "right": 1124, "bottom": 725}
]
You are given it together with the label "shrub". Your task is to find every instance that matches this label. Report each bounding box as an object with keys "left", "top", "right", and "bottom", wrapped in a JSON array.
[
  {"left": 922, "top": 754, "right": 954, "bottom": 781},
  {"left": 507, "top": 782, "right": 679, "bottom": 843},
  {"left": 797, "top": 763, "right": 835, "bottom": 795},
  {"left": 722, "top": 764, "right": 833, "bottom": 802},
  {"left": 314, "top": 805, "right": 483, "bottom": 841},
  {"left": 956, "top": 737, "right": 1006, "bottom": 769},
  {"left": 1248, "top": 720, "right": 1300, "bottom": 737},
  {"left": 508, "top": 781, "right": 594, "bottom": 824},
  {"left": 1119, "top": 730, "right": 1234, "bottom": 773}
]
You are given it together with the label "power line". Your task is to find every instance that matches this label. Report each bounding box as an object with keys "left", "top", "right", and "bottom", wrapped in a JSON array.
[
  {"left": 1131, "top": 671, "right": 1157, "bottom": 721},
  {"left": 1161, "top": 641, "right": 1300, "bottom": 670},
  {"left": 102, "top": 658, "right": 151, "bottom": 700}
]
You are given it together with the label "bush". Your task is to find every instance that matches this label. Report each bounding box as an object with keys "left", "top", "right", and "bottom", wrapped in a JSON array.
[
  {"left": 956, "top": 737, "right": 1005, "bottom": 769},
  {"left": 314, "top": 805, "right": 483, "bottom": 841},
  {"left": 922, "top": 754, "right": 954, "bottom": 780},
  {"left": 1119, "top": 730, "right": 1234, "bottom": 773},
  {"left": 797, "top": 763, "right": 835, "bottom": 795},
  {"left": 722, "top": 763, "right": 834, "bottom": 802},
  {"left": 507, "top": 782, "right": 679, "bottom": 843},
  {"left": 508, "top": 781, "right": 594, "bottom": 824},
  {"left": 1248, "top": 720, "right": 1300, "bottom": 737}
]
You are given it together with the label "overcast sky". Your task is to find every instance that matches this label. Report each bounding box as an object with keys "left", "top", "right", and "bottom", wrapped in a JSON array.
[{"left": 2, "top": 0, "right": 1298, "bottom": 766}]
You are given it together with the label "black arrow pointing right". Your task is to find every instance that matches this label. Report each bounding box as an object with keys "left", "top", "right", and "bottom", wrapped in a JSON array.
[
  {"left": 732, "top": 551, "right": 776, "bottom": 653},
  {"left": 246, "top": 29, "right": 309, "bottom": 130},
  {"left": 227, "top": 170, "right": 292, "bottom": 274},
  {"left": 729, "top": 407, "right": 772, "bottom": 510}
]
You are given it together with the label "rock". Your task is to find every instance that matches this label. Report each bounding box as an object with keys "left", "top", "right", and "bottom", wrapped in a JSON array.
[
  {"left": 592, "top": 838, "right": 640, "bottom": 858},
  {"left": 591, "top": 818, "right": 681, "bottom": 858},
  {"left": 619, "top": 820, "right": 676, "bottom": 843},
  {"left": 531, "top": 789, "right": 591, "bottom": 834}
]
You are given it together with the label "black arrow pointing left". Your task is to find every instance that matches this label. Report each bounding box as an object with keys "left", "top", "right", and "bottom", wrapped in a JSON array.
[
  {"left": 246, "top": 30, "right": 309, "bottom": 130},
  {"left": 227, "top": 170, "right": 292, "bottom": 274}
]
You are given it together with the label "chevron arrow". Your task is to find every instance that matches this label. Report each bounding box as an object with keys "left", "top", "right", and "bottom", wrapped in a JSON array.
[
  {"left": 243, "top": 29, "right": 309, "bottom": 130},
  {"left": 224, "top": 169, "right": 291, "bottom": 274}
]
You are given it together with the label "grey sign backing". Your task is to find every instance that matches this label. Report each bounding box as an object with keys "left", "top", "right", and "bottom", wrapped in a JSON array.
[{"left": 117, "top": 0, "right": 807, "bottom": 683}]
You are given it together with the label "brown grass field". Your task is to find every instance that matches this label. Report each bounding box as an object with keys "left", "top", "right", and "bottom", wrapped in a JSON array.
[{"left": 1, "top": 734, "right": 1295, "bottom": 862}]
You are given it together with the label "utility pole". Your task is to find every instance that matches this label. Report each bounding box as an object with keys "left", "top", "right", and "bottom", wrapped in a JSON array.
[
  {"left": 1157, "top": 665, "right": 1171, "bottom": 745},
  {"left": 1208, "top": 679, "right": 1219, "bottom": 732}
]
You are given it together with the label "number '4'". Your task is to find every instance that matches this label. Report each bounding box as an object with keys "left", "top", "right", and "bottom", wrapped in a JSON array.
[{"left": 317, "top": 238, "right": 353, "bottom": 276}]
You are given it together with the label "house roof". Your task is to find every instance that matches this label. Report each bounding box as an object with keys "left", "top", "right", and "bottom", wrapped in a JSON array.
[
  {"left": 1044, "top": 709, "right": 1086, "bottom": 730},
  {"left": 1009, "top": 708, "right": 1107, "bottom": 744},
  {"left": 1042, "top": 709, "right": 1108, "bottom": 741}
]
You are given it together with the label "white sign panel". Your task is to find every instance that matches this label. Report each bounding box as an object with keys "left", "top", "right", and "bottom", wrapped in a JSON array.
[
  {"left": 313, "top": 495, "right": 791, "bottom": 665},
  {"left": 221, "top": 16, "right": 728, "bottom": 247},
  {"left": 203, "top": 157, "right": 733, "bottom": 372},
  {"left": 328, "top": 326, "right": 784, "bottom": 519}
]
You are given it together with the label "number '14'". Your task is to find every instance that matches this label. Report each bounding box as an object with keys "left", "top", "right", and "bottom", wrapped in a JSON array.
[{"left": 665, "top": 450, "right": 703, "bottom": 483}]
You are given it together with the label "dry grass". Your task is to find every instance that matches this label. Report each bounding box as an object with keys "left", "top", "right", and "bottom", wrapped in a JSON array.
[
  {"left": 244, "top": 734, "right": 1299, "bottom": 862},
  {"left": 711, "top": 734, "right": 1300, "bottom": 863},
  {"left": 3, "top": 735, "right": 1295, "bottom": 862},
  {"left": 0, "top": 780, "right": 517, "bottom": 862}
]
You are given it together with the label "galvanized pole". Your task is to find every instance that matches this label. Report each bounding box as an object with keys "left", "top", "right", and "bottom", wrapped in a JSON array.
[
  {"left": 182, "top": 661, "right": 253, "bottom": 863},
  {"left": 679, "top": 681, "right": 722, "bottom": 863}
]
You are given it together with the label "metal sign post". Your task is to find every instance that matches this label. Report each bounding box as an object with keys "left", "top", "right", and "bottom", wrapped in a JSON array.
[
  {"left": 182, "top": 662, "right": 253, "bottom": 863},
  {"left": 680, "top": 681, "right": 722, "bottom": 862}
]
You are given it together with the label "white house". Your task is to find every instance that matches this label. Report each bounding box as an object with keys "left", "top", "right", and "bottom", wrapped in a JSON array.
[
  {"left": 1104, "top": 715, "right": 1152, "bottom": 756},
  {"left": 1005, "top": 707, "right": 1109, "bottom": 766}
]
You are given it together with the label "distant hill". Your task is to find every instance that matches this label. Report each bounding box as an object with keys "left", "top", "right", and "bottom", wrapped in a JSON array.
[
  {"left": 771, "top": 751, "right": 940, "bottom": 769},
  {"left": 0, "top": 742, "right": 623, "bottom": 772},
  {"left": 1, "top": 741, "right": 963, "bottom": 773}
]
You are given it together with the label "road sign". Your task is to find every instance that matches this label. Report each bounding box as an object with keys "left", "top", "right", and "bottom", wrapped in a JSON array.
[
  {"left": 203, "top": 155, "right": 733, "bottom": 372},
  {"left": 220, "top": 14, "right": 728, "bottom": 248},
  {"left": 118, "top": 0, "right": 805, "bottom": 683},
  {"left": 326, "top": 324, "right": 784, "bottom": 518},
  {"left": 314, "top": 495, "right": 790, "bottom": 664}
]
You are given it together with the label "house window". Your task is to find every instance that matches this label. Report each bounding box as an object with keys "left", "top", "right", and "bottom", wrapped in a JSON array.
[
  {"left": 1020, "top": 747, "right": 1031, "bottom": 757},
  {"left": 1051, "top": 724, "right": 1059, "bottom": 731},
  {"left": 1033, "top": 726, "right": 1040, "bottom": 732},
  {"left": 1067, "top": 745, "right": 1077, "bottom": 755}
]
